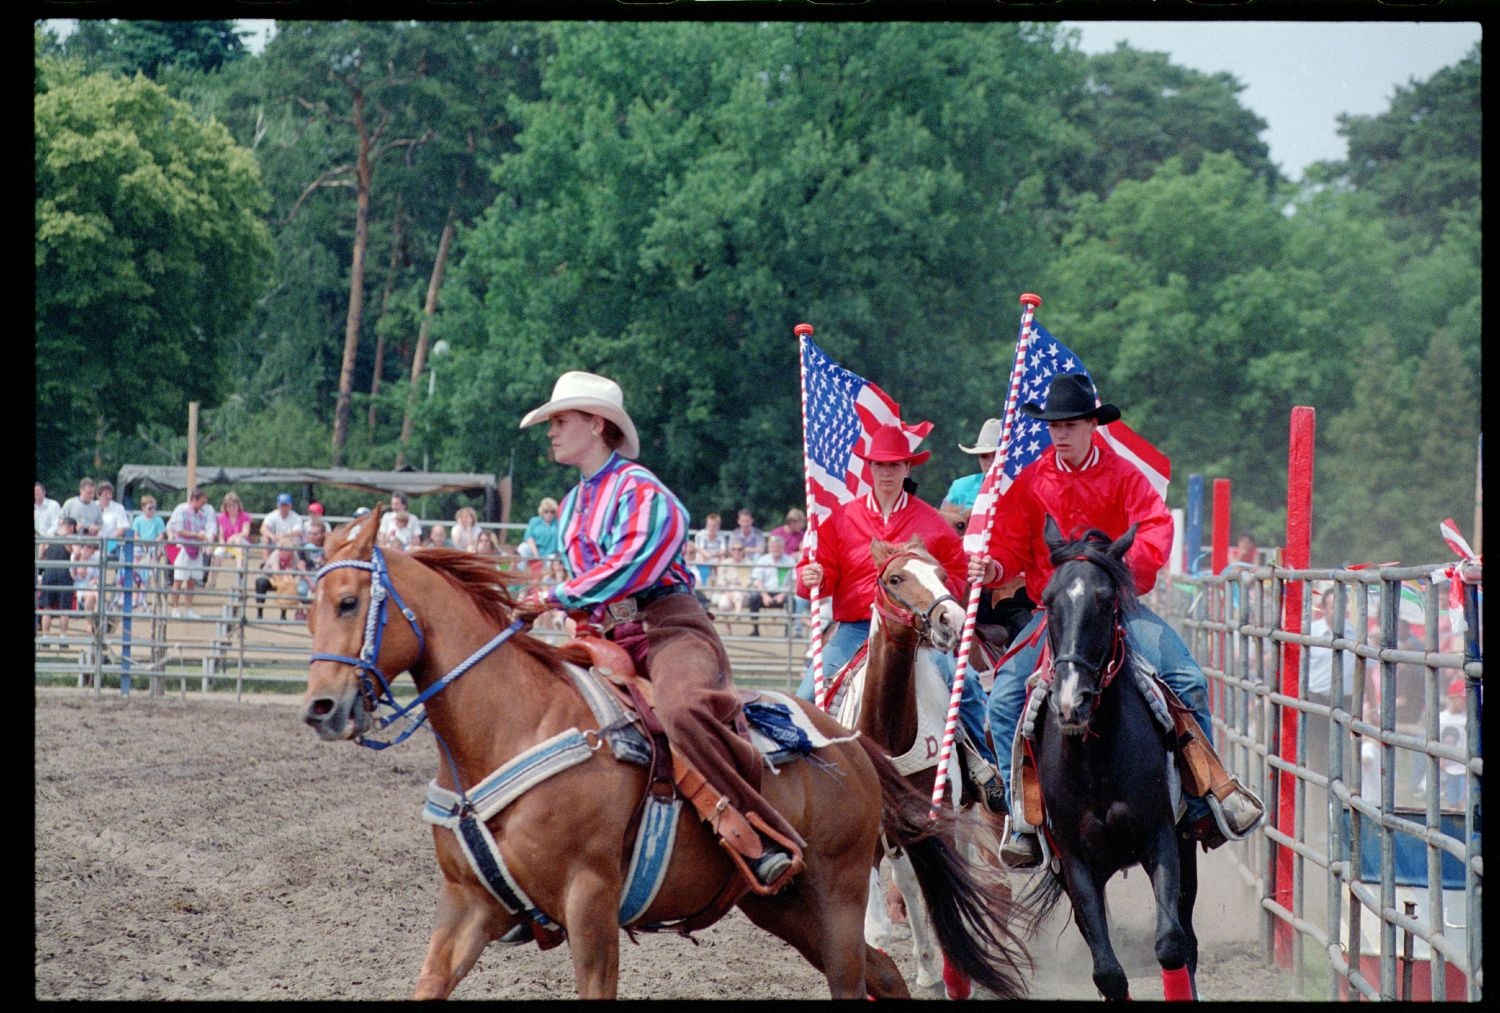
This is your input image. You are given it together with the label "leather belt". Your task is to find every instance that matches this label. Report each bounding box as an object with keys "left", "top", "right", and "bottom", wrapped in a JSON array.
[{"left": 606, "top": 582, "right": 692, "bottom": 623}]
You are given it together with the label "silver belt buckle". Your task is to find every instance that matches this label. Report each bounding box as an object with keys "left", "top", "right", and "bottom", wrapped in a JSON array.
[{"left": 607, "top": 597, "right": 639, "bottom": 623}]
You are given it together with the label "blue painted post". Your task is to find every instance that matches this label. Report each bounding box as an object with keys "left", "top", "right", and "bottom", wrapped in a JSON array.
[
  {"left": 120, "top": 533, "right": 133, "bottom": 697},
  {"left": 1185, "top": 473, "right": 1205, "bottom": 574}
]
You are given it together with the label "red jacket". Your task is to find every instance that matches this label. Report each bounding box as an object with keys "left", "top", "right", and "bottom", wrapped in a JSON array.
[
  {"left": 984, "top": 436, "right": 1172, "bottom": 603},
  {"left": 796, "top": 492, "right": 967, "bottom": 623}
]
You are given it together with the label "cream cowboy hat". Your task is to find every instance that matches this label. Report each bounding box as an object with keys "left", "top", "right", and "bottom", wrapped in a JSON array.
[
  {"left": 519, "top": 370, "right": 641, "bottom": 459},
  {"left": 959, "top": 418, "right": 1002, "bottom": 454}
]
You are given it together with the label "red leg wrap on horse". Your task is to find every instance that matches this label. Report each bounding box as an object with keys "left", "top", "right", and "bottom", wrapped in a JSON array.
[
  {"left": 942, "top": 957, "right": 972, "bottom": 1000},
  {"left": 1161, "top": 965, "right": 1194, "bottom": 1001}
]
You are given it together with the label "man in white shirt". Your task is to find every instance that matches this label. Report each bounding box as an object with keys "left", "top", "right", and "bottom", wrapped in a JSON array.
[
  {"left": 1307, "top": 587, "right": 1356, "bottom": 700},
  {"left": 96, "top": 481, "right": 131, "bottom": 559},
  {"left": 166, "top": 487, "right": 218, "bottom": 618},
  {"left": 34, "top": 481, "right": 62, "bottom": 537},
  {"left": 746, "top": 534, "right": 797, "bottom": 636},
  {"left": 259, "top": 492, "right": 305, "bottom": 546},
  {"left": 376, "top": 492, "right": 422, "bottom": 545}
]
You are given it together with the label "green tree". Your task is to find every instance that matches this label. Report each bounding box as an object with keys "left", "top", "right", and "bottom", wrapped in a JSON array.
[
  {"left": 439, "top": 21, "right": 1078, "bottom": 516},
  {"left": 35, "top": 66, "right": 272, "bottom": 483},
  {"left": 60, "top": 19, "right": 248, "bottom": 78},
  {"left": 1311, "top": 44, "right": 1481, "bottom": 247},
  {"left": 1056, "top": 43, "right": 1279, "bottom": 198}
]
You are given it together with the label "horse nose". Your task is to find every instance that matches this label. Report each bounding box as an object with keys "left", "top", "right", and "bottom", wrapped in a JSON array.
[{"left": 302, "top": 694, "right": 345, "bottom": 738}]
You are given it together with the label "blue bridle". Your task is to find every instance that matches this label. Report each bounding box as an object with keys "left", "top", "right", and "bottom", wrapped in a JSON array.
[{"left": 310, "top": 545, "right": 524, "bottom": 750}]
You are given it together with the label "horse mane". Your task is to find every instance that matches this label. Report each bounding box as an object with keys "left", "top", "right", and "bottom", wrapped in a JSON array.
[
  {"left": 1047, "top": 528, "right": 1142, "bottom": 615},
  {"left": 407, "top": 548, "right": 590, "bottom": 679}
]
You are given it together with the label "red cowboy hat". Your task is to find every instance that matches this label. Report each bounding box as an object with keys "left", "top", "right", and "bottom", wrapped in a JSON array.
[{"left": 853, "top": 424, "right": 931, "bottom": 466}]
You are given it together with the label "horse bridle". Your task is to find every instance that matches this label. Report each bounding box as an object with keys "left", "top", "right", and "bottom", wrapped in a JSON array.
[
  {"left": 1048, "top": 555, "right": 1128, "bottom": 694},
  {"left": 873, "top": 550, "right": 960, "bottom": 643},
  {"left": 309, "top": 545, "right": 524, "bottom": 750}
]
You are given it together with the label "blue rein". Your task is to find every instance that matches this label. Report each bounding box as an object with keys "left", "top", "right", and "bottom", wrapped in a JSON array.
[{"left": 310, "top": 546, "right": 523, "bottom": 750}]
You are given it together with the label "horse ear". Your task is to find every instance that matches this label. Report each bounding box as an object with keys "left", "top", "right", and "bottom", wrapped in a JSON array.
[
  {"left": 1109, "top": 524, "right": 1138, "bottom": 560},
  {"left": 338, "top": 504, "right": 384, "bottom": 553},
  {"left": 870, "top": 539, "right": 895, "bottom": 566},
  {"left": 1043, "top": 515, "right": 1066, "bottom": 552}
]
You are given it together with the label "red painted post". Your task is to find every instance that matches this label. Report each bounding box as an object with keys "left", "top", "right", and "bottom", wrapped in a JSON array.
[
  {"left": 1210, "top": 479, "right": 1232, "bottom": 694},
  {"left": 1275, "top": 407, "right": 1315, "bottom": 964},
  {"left": 1211, "top": 479, "right": 1231, "bottom": 576}
]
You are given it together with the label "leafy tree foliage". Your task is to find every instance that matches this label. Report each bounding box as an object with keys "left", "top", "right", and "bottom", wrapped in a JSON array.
[
  {"left": 60, "top": 19, "right": 248, "bottom": 78},
  {"left": 35, "top": 62, "right": 272, "bottom": 482},
  {"left": 33, "top": 22, "right": 1479, "bottom": 565}
]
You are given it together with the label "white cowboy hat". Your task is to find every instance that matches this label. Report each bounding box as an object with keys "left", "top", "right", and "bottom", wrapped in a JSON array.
[
  {"left": 959, "top": 418, "right": 1002, "bottom": 454},
  {"left": 519, "top": 370, "right": 641, "bottom": 459}
]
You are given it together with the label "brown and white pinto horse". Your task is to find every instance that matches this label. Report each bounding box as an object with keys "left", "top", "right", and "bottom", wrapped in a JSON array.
[
  {"left": 830, "top": 537, "right": 1011, "bottom": 998},
  {"left": 299, "top": 510, "right": 1031, "bottom": 1000}
]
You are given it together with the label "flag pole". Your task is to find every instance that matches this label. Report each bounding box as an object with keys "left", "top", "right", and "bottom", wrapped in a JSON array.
[
  {"left": 794, "top": 323, "right": 830, "bottom": 707},
  {"left": 930, "top": 293, "right": 1042, "bottom": 815}
]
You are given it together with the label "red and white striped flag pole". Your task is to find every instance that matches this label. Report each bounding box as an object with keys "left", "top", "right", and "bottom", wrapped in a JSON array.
[
  {"left": 929, "top": 293, "right": 1042, "bottom": 815},
  {"left": 794, "top": 323, "right": 831, "bottom": 708}
]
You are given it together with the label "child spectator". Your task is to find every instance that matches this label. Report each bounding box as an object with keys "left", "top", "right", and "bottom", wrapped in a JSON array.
[
  {"left": 769, "top": 507, "right": 808, "bottom": 556},
  {"left": 693, "top": 512, "right": 732, "bottom": 584},
  {"left": 377, "top": 493, "right": 422, "bottom": 545},
  {"left": 70, "top": 534, "right": 102, "bottom": 631},
  {"left": 450, "top": 506, "right": 482, "bottom": 553},
  {"left": 129, "top": 495, "right": 167, "bottom": 608},
  {"left": 733, "top": 508, "right": 767, "bottom": 556},
  {"left": 379, "top": 503, "right": 419, "bottom": 551},
  {"left": 255, "top": 535, "right": 310, "bottom": 620},
  {"left": 425, "top": 523, "right": 451, "bottom": 549},
  {"left": 1439, "top": 678, "right": 1468, "bottom": 808},
  {"left": 712, "top": 536, "right": 756, "bottom": 620},
  {"left": 38, "top": 516, "right": 77, "bottom": 636}
]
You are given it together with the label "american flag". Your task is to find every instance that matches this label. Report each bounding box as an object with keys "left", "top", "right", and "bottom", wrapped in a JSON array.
[
  {"left": 800, "top": 334, "right": 932, "bottom": 527},
  {"left": 963, "top": 318, "right": 1171, "bottom": 553}
]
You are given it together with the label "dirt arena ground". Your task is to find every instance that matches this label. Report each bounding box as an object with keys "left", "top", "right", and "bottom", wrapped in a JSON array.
[{"left": 35, "top": 688, "right": 1303, "bottom": 1001}]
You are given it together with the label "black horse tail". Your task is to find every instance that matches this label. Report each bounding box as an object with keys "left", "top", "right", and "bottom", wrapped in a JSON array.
[
  {"left": 854, "top": 734, "right": 1032, "bottom": 1000},
  {"left": 1018, "top": 860, "right": 1069, "bottom": 930}
]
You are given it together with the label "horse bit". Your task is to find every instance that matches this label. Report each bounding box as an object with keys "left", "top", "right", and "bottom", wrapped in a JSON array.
[{"left": 309, "top": 546, "right": 523, "bottom": 749}]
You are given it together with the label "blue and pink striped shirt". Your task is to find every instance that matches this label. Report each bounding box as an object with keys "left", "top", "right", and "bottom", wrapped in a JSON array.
[{"left": 547, "top": 452, "right": 694, "bottom": 617}]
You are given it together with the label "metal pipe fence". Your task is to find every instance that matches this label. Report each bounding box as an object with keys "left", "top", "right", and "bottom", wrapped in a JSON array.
[
  {"left": 1151, "top": 562, "right": 1481, "bottom": 1001},
  {"left": 34, "top": 532, "right": 811, "bottom": 700}
]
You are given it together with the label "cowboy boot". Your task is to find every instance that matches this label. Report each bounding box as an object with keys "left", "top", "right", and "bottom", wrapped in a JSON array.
[{"left": 960, "top": 733, "right": 1009, "bottom": 815}]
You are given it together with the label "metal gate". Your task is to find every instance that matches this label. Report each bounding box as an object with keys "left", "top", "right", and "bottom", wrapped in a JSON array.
[{"left": 1154, "top": 563, "right": 1482, "bottom": 1001}]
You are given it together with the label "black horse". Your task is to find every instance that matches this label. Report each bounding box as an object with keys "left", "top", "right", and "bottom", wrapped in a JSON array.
[{"left": 1020, "top": 518, "right": 1199, "bottom": 1001}]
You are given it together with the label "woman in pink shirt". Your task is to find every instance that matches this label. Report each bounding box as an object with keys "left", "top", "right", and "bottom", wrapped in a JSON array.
[{"left": 215, "top": 491, "right": 254, "bottom": 573}]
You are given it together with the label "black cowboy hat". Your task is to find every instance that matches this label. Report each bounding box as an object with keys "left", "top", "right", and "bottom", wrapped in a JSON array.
[{"left": 1019, "top": 373, "right": 1121, "bottom": 425}]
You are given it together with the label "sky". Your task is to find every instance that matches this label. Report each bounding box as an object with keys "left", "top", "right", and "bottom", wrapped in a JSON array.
[
  {"left": 1066, "top": 21, "right": 1482, "bottom": 179},
  {"left": 50, "top": 18, "right": 1483, "bottom": 182}
]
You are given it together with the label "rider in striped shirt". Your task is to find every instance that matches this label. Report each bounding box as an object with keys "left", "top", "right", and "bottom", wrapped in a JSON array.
[{"left": 518, "top": 370, "right": 801, "bottom": 892}]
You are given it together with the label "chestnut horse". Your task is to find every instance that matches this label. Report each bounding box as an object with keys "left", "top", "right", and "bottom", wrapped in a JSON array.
[
  {"left": 826, "top": 537, "right": 1010, "bottom": 999},
  {"left": 300, "top": 510, "right": 1031, "bottom": 1000}
]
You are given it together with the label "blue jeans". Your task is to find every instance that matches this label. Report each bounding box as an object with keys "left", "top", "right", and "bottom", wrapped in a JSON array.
[
  {"left": 796, "top": 619, "right": 997, "bottom": 765},
  {"left": 986, "top": 607, "right": 1214, "bottom": 797}
]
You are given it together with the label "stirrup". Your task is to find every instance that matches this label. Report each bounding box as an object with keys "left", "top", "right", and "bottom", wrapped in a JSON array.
[
  {"left": 750, "top": 847, "right": 794, "bottom": 889},
  {"left": 1207, "top": 778, "right": 1265, "bottom": 841},
  {"left": 1000, "top": 832, "right": 1042, "bottom": 870}
]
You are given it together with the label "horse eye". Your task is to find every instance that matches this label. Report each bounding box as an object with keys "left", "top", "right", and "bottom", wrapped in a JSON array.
[
  {"left": 888, "top": 574, "right": 902, "bottom": 585},
  {"left": 338, "top": 596, "right": 358, "bottom": 614}
]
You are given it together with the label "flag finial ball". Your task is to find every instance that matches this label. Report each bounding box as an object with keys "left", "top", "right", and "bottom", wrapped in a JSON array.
[
  {"left": 794, "top": 323, "right": 815, "bottom": 338},
  {"left": 1019, "top": 293, "right": 1042, "bottom": 309}
]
